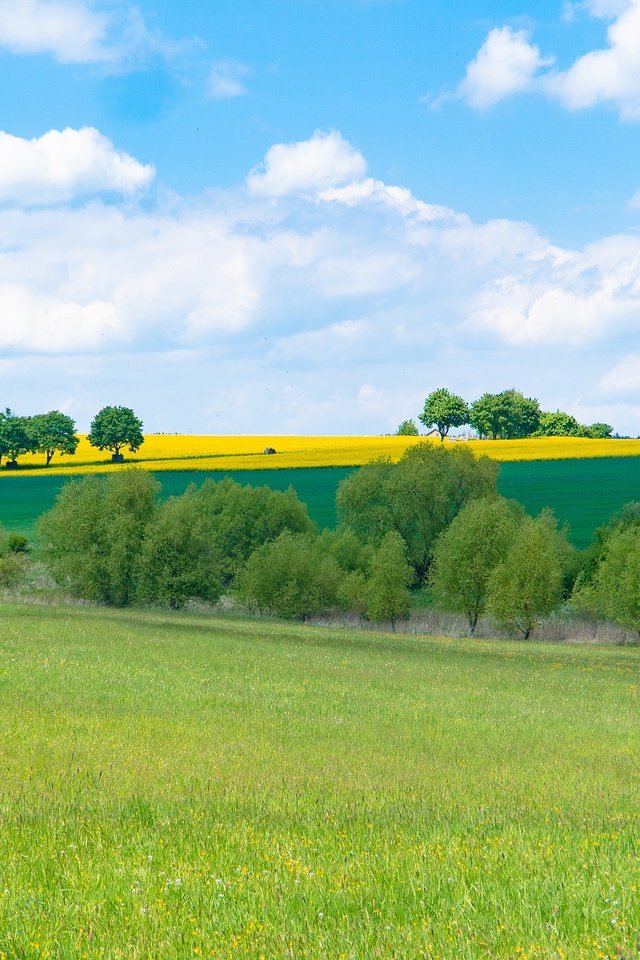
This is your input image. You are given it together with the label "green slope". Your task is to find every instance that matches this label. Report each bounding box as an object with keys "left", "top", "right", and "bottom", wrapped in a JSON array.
[
  {"left": 2, "top": 457, "right": 640, "bottom": 547},
  {"left": 0, "top": 603, "right": 639, "bottom": 958}
]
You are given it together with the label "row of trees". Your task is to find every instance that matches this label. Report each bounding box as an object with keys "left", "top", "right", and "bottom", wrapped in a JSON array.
[
  {"left": 0, "top": 405, "right": 144, "bottom": 468},
  {"left": 30, "top": 440, "right": 640, "bottom": 638},
  {"left": 397, "top": 388, "right": 614, "bottom": 441},
  {"left": 30, "top": 443, "right": 570, "bottom": 635}
]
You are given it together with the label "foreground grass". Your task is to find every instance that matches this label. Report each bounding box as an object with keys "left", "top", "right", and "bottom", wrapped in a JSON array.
[{"left": 1, "top": 606, "right": 639, "bottom": 959}]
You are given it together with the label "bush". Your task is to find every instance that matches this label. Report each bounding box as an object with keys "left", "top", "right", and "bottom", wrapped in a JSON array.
[
  {"left": 572, "top": 527, "right": 640, "bottom": 636},
  {"left": 364, "top": 531, "right": 412, "bottom": 627},
  {"left": 429, "top": 496, "right": 523, "bottom": 633},
  {"left": 486, "top": 512, "right": 569, "bottom": 639},
  {"left": 7, "top": 533, "right": 29, "bottom": 554},
  {"left": 337, "top": 442, "right": 498, "bottom": 581},
  {"left": 235, "top": 531, "right": 343, "bottom": 619},
  {"left": 136, "top": 494, "right": 223, "bottom": 609},
  {"left": 38, "top": 470, "right": 160, "bottom": 606},
  {"left": 0, "top": 554, "right": 26, "bottom": 589}
]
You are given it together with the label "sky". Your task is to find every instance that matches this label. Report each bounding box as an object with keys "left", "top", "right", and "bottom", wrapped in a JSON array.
[{"left": 3, "top": 0, "right": 640, "bottom": 435}]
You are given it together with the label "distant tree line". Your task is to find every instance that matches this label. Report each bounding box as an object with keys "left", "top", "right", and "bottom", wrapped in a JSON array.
[
  {"left": 0, "top": 405, "right": 143, "bottom": 468},
  {"left": 397, "top": 388, "right": 614, "bottom": 441}
]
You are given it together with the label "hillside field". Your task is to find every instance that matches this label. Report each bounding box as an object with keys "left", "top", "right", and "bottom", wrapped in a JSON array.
[
  {"left": 5, "top": 434, "right": 640, "bottom": 476},
  {"left": 3, "top": 457, "right": 640, "bottom": 547},
  {"left": 0, "top": 603, "right": 638, "bottom": 959}
]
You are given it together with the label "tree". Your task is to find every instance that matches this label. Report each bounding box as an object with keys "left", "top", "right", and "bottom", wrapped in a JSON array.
[
  {"left": 88, "top": 406, "right": 144, "bottom": 461},
  {"left": 419, "top": 388, "right": 469, "bottom": 441},
  {"left": 469, "top": 390, "right": 540, "bottom": 440},
  {"left": 364, "top": 531, "right": 412, "bottom": 628},
  {"left": 336, "top": 442, "right": 498, "bottom": 581},
  {"left": 235, "top": 531, "right": 343, "bottom": 619},
  {"left": 395, "top": 419, "right": 419, "bottom": 436},
  {"left": 572, "top": 527, "right": 640, "bottom": 636},
  {"left": 535, "top": 411, "right": 582, "bottom": 437},
  {"left": 136, "top": 493, "right": 224, "bottom": 609},
  {"left": 0, "top": 410, "right": 36, "bottom": 467},
  {"left": 37, "top": 470, "right": 159, "bottom": 606},
  {"left": 187, "top": 478, "right": 314, "bottom": 588},
  {"left": 585, "top": 422, "right": 613, "bottom": 439},
  {"left": 486, "top": 512, "right": 568, "bottom": 639},
  {"left": 429, "top": 496, "right": 523, "bottom": 633},
  {"left": 29, "top": 411, "right": 79, "bottom": 466}
]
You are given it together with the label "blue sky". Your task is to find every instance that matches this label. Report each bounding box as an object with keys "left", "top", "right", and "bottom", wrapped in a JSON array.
[{"left": 3, "top": 0, "right": 640, "bottom": 434}]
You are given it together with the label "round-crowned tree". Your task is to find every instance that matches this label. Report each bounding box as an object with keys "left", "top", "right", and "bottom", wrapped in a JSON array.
[{"left": 88, "top": 406, "right": 144, "bottom": 462}]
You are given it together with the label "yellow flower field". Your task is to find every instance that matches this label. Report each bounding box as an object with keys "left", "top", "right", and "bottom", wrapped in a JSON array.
[{"left": 2, "top": 433, "right": 640, "bottom": 477}]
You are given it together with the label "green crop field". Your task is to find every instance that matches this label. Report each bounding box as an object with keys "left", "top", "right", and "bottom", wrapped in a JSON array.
[
  {"left": 2, "top": 456, "right": 640, "bottom": 547},
  {"left": 0, "top": 467, "right": 353, "bottom": 540},
  {"left": 0, "top": 603, "right": 638, "bottom": 958}
]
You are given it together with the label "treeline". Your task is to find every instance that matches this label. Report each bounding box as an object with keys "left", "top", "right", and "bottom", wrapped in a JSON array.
[
  {"left": 0, "top": 405, "right": 144, "bottom": 468},
  {"left": 397, "top": 387, "right": 615, "bottom": 441},
  {"left": 20, "top": 441, "right": 639, "bottom": 640}
]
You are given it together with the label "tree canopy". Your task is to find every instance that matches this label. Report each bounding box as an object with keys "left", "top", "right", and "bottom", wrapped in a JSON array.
[
  {"left": 336, "top": 442, "right": 498, "bottom": 581},
  {"left": 469, "top": 390, "right": 540, "bottom": 440},
  {"left": 430, "top": 496, "right": 524, "bottom": 633},
  {"left": 419, "top": 388, "right": 469, "bottom": 441},
  {"left": 29, "top": 411, "right": 79, "bottom": 466},
  {"left": 88, "top": 406, "right": 144, "bottom": 460},
  {"left": 0, "top": 410, "right": 35, "bottom": 467}
]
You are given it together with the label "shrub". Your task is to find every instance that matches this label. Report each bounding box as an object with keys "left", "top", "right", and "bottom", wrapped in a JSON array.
[
  {"left": 364, "top": 531, "right": 412, "bottom": 628},
  {"left": 429, "top": 496, "right": 523, "bottom": 633},
  {"left": 7, "top": 533, "right": 29, "bottom": 554},
  {"left": 136, "top": 494, "right": 223, "bottom": 609},
  {"left": 486, "top": 512, "right": 569, "bottom": 639},
  {"left": 235, "top": 531, "right": 343, "bottom": 619},
  {"left": 337, "top": 442, "right": 498, "bottom": 581},
  {"left": 38, "top": 470, "right": 159, "bottom": 606},
  {"left": 0, "top": 554, "right": 26, "bottom": 589}
]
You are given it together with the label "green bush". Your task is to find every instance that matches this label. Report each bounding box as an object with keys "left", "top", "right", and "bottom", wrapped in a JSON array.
[
  {"left": 337, "top": 442, "right": 498, "bottom": 581},
  {"left": 136, "top": 494, "right": 224, "bottom": 609},
  {"left": 235, "top": 531, "right": 343, "bottom": 619},
  {"left": 37, "top": 470, "right": 160, "bottom": 606},
  {"left": 0, "top": 554, "right": 26, "bottom": 589},
  {"left": 7, "top": 532, "right": 29, "bottom": 554}
]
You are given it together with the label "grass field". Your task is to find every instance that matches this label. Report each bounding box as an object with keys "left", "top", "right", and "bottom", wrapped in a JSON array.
[
  {"left": 4, "top": 434, "right": 640, "bottom": 477},
  {"left": 0, "top": 603, "right": 638, "bottom": 958},
  {"left": 3, "top": 457, "right": 640, "bottom": 548}
]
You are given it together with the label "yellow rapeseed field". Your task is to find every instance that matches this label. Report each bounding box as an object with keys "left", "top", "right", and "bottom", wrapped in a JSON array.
[{"left": 3, "top": 433, "right": 640, "bottom": 476}]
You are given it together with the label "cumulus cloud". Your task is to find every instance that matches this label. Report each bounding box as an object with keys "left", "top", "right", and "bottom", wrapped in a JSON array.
[
  {"left": 246, "top": 130, "right": 367, "bottom": 197},
  {"left": 545, "top": 0, "right": 640, "bottom": 118},
  {"left": 0, "top": 0, "right": 178, "bottom": 67},
  {"left": 452, "top": 1, "right": 640, "bottom": 119},
  {"left": 207, "top": 60, "right": 250, "bottom": 100},
  {"left": 3, "top": 128, "right": 640, "bottom": 433},
  {"left": 0, "top": 127, "right": 154, "bottom": 205},
  {"left": 456, "top": 26, "right": 552, "bottom": 109},
  {"left": 600, "top": 354, "right": 640, "bottom": 391}
]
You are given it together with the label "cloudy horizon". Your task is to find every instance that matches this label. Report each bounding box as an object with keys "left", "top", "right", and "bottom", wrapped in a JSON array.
[{"left": 3, "top": 0, "right": 640, "bottom": 435}]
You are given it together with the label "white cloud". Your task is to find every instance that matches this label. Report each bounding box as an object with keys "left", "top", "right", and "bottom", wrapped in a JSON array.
[
  {"left": 600, "top": 354, "right": 640, "bottom": 391},
  {"left": 545, "top": 0, "right": 640, "bottom": 118},
  {"left": 207, "top": 60, "right": 250, "bottom": 100},
  {"left": 4, "top": 128, "right": 640, "bottom": 434},
  {"left": 455, "top": 1, "right": 640, "bottom": 120},
  {"left": 0, "top": 0, "right": 178, "bottom": 67},
  {"left": 246, "top": 130, "right": 367, "bottom": 197},
  {"left": 456, "top": 26, "right": 552, "bottom": 110},
  {"left": 0, "top": 127, "right": 154, "bottom": 205},
  {"left": 0, "top": 0, "right": 108, "bottom": 63}
]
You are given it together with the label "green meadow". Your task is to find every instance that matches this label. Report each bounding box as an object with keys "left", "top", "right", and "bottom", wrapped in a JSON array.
[
  {"left": 3, "top": 457, "right": 640, "bottom": 547},
  {"left": 0, "top": 603, "right": 638, "bottom": 959}
]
